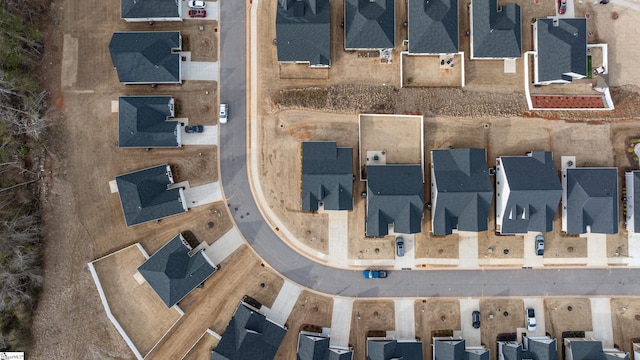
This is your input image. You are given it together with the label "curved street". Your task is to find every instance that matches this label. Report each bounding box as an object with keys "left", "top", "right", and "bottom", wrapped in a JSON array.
[{"left": 218, "top": 0, "right": 640, "bottom": 298}]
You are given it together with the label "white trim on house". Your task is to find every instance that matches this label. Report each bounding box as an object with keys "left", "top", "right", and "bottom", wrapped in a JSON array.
[{"left": 625, "top": 171, "right": 635, "bottom": 233}]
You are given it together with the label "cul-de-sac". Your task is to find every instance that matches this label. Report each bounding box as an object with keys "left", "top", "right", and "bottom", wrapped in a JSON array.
[{"left": 1, "top": 0, "right": 640, "bottom": 358}]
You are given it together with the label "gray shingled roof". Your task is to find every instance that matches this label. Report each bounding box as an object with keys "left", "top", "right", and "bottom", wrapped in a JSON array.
[
  {"left": 467, "top": 348, "right": 490, "bottom": 360},
  {"left": 366, "top": 165, "right": 424, "bottom": 237},
  {"left": 632, "top": 171, "right": 640, "bottom": 232},
  {"left": 524, "top": 337, "right": 558, "bottom": 360},
  {"left": 408, "top": 0, "right": 459, "bottom": 54},
  {"left": 344, "top": 0, "right": 395, "bottom": 49},
  {"left": 535, "top": 18, "right": 587, "bottom": 83},
  {"left": 367, "top": 339, "right": 423, "bottom": 360},
  {"left": 302, "top": 142, "right": 353, "bottom": 211},
  {"left": 434, "top": 339, "right": 466, "bottom": 360},
  {"left": 137, "top": 234, "right": 217, "bottom": 307},
  {"left": 565, "top": 168, "right": 618, "bottom": 234},
  {"left": 276, "top": 0, "right": 331, "bottom": 66},
  {"left": 471, "top": 0, "right": 521, "bottom": 58},
  {"left": 500, "top": 342, "right": 522, "bottom": 360},
  {"left": 211, "top": 303, "right": 287, "bottom": 360},
  {"left": 567, "top": 340, "right": 607, "bottom": 360},
  {"left": 121, "top": 0, "right": 180, "bottom": 20},
  {"left": 115, "top": 164, "right": 187, "bottom": 226},
  {"left": 118, "top": 96, "right": 179, "bottom": 148},
  {"left": 109, "top": 32, "right": 181, "bottom": 84},
  {"left": 431, "top": 148, "right": 493, "bottom": 235},
  {"left": 499, "top": 152, "right": 562, "bottom": 234},
  {"left": 297, "top": 333, "right": 353, "bottom": 360}
]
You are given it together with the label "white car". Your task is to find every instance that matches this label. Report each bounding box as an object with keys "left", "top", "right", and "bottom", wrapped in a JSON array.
[
  {"left": 526, "top": 308, "right": 536, "bottom": 332},
  {"left": 219, "top": 103, "right": 228, "bottom": 124},
  {"left": 188, "top": 0, "right": 206, "bottom": 9}
]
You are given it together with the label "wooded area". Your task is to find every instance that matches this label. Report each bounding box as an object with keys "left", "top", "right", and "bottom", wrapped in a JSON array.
[{"left": 0, "top": 0, "right": 49, "bottom": 350}]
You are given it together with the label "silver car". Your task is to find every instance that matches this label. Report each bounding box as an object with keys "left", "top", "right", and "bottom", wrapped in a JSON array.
[{"left": 188, "top": 0, "right": 206, "bottom": 9}]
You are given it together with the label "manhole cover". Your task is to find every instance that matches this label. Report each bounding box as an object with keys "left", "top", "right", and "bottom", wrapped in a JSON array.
[
  {"left": 260, "top": 283, "right": 265, "bottom": 288},
  {"left": 503, "top": 249, "right": 510, "bottom": 254},
  {"left": 503, "top": 311, "right": 509, "bottom": 316},
  {"left": 207, "top": 221, "right": 214, "bottom": 228},
  {"left": 568, "top": 306, "right": 573, "bottom": 311}
]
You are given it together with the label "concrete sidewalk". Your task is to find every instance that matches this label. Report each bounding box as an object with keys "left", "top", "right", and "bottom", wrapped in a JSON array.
[
  {"left": 263, "top": 280, "right": 303, "bottom": 325},
  {"left": 330, "top": 298, "right": 354, "bottom": 348}
]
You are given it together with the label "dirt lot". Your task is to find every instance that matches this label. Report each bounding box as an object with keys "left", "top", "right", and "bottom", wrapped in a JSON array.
[
  {"left": 415, "top": 299, "right": 461, "bottom": 359},
  {"left": 182, "top": 331, "right": 219, "bottom": 360},
  {"left": 349, "top": 300, "right": 395, "bottom": 358},
  {"left": 275, "top": 290, "right": 334, "bottom": 359},
  {"left": 544, "top": 298, "right": 593, "bottom": 349},
  {"left": 91, "top": 245, "right": 182, "bottom": 356},
  {"left": 358, "top": 114, "right": 423, "bottom": 172},
  {"left": 479, "top": 298, "right": 525, "bottom": 356},
  {"left": 610, "top": 298, "right": 640, "bottom": 354},
  {"left": 402, "top": 54, "right": 463, "bottom": 88}
]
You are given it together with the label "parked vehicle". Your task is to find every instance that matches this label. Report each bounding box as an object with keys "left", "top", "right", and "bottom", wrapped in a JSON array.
[
  {"left": 363, "top": 270, "right": 388, "bottom": 279},
  {"left": 188, "top": 0, "right": 207, "bottom": 9},
  {"left": 472, "top": 310, "right": 481, "bottom": 329},
  {"left": 558, "top": 0, "right": 567, "bottom": 14},
  {"left": 188, "top": 9, "right": 206, "bottom": 18},
  {"left": 535, "top": 235, "right": 544, "bottom": 256},
  {"left": 219, "top": 103, "right": 228, "bottom": 124},
  {"left": 185, "top": 125, "right": 204, "bottom": 133},
  {"left": 526, "top": 308, "right": 537, "bottom": 332},
  {"left": 396, "top": 237, "right": 404, "bottom": 257}
]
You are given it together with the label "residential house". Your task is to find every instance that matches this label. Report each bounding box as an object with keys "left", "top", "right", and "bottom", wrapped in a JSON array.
[
  {"left": 495, "top": 152, "right": 562, "bottom": 234},
  {"left": 109, "top": 31, "right": 182, "bottom": 84},
  {"left": 276, "top": 0, "right": 331, "bottom": 67},
  {"left": 625, "top": 171, "right": 640, "bottom": 233},
  {"left": 211, "top": 302, "right": 287, "bottom": 360},
  {"left": 498, "top": 336, "right": 558, "bottom": 360},
  {"left": 366, "top": 164, "right": 424, "bottom": 237},
  {"left": 408, "top": 0, "right": 459, "bottom": 54},
  {"left": 344, "top": 0, "right": 395, "bottom": 50},
  {"left": 433, "top": 337, "right": 490, "bottom": 360},
  {"left": 297, "top": 330, "right": 353, "bottom": 360},
  {"left": 114, "top": 164, "right": 188, "bottom": 226},
  {"left": 367, "top": 339, "right": 423, "bottom": 360},
  {"left": 470, "top": 0, "right": 521, "bottom": 59},
  {"left": 118, "top": 96, "right": 180, "bottom": 148},
  {"left": 431, "top": 148, "right": 493, "bottom": 235},
  {"left": 121, "top": 0, "right": 182, "bottom": 22},
  {"left": 533, "top": 18, "right": 587, "bottom": 85},
  {"left": 301, "top": 141, "right": 353, "bottom": 211},
  {"left": 564, "top": 338, "right": 629, "bottom": 360},
  {"left": 562, "top": 164, "right": 618, "bottom": 234},
  {"left": 137, "top": 233, "right": 217, "bottom": 308}
]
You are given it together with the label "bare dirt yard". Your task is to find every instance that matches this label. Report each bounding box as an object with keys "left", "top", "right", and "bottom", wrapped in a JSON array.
[
  {"left": 610, "top": 298, "right": 640, "bottom": 354},
  {"left": 415, "top": 299, "right": 461, "bottom": 359},
  {"left": 349, "top": 300, "right": 395, "bottom": 358},
  {"left": 182, "top": 331, "right": 219, "bottom": 360},
  {"left": 544, "top": 297, "right": 593, "bottom": 357},
  {"left": 478, "top": 298, "right": 525, "bottom": 356}
]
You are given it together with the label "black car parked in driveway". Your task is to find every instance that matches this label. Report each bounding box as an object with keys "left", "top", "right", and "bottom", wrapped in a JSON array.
[
  {"left": 185, "top": 125, "right": 204, "bottom": 133},
  {"left": 472, "top": 310, "right": 481, "bottom": 329}
]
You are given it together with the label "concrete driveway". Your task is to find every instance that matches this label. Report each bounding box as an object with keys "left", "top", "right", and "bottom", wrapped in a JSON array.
[
  {"left": 181, "top": 125, "right": 218, "bottom": 145},
  {"left": 183, "top": 182, "right": 222, "bottom": 208},
  {"left": 182, "top": 61, "right": 219, "bottom": 81}
]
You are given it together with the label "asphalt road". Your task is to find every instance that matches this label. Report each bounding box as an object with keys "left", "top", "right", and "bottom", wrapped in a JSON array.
[{"left": 219, "top": 1, "right": 640, "bottom": 298}]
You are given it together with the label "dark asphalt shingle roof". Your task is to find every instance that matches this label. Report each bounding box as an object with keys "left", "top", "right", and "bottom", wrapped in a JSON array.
[
  {"left": 211, "top": 303, "right": 287, "bottom": 360},
  {"left": 431, "top": 148, "right": 493, "bottom": 235},
  {"left": 567, "top": 340, "right": 607, "bottom": 360},
  {"left": 471, "top": 0, "right": 521, "bottom": 58},
  {"left": 344, "top": 0, "right": 395, "bottom": 49},
  {"left": 408, "top": 0, "right": 459, "bottom": 54},
  {"left": 115, "top": 164, "right": 187, "bottom": 226},
  {"left": 297, "top": 333, "right": 353, "bottom": 360},
  {"left": 366, "top": 165, "right": 424, "bottom": 237},
  {"left": 121, "top": 0, "right": 180, "bottom": 20},
  {"left": 118, "top": 96, "right": 179, "bottom": 148},
  {"left": 523, "top": 337, "right": 558, "bottom": 360},
  {"left": 632, "top": 171, "right": 640, "bottom": 232},
  {"left": 565, "top": 168, "right": 618, "bottom": 234},
  {"left": 500, "top": 342, "right": 522, "bottom": 360},
  {"left": 302, "top": 142, "right": 353, "bottom": 211},
  {"left": 467, "top": 348, "right": 490, "bottom": 360},
  {"left": 535, "top": 18, "right": 587, "bottom": 83},
  {"left": 434, "top": 339, "right": 466, "bottom": 360},
  {"left": 276, "top": 0, "right": 331, "bottom": 66},
  {"left": 109, "top": 31, "right": 181, "bottom": 84},
  {"left": 367, "top": 339, "right": 423, "bottom": 360},
  {"left": 137, "top": 234, "right": 217, "bottom": 307},
  {"left": 499, "top": 152, "right": 562, "bottom": 234}
]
